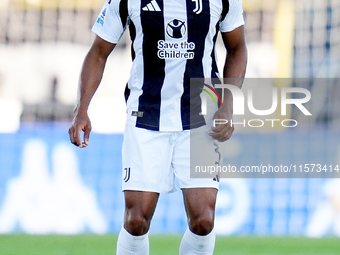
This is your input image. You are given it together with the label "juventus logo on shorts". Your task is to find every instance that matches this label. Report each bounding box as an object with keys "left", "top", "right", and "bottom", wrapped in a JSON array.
[
  {"left": 192, "top": 0, "right": 203, "bottom": 14},
  {"left": 123, "top": 167, "right": 131, "bottom": 182}
]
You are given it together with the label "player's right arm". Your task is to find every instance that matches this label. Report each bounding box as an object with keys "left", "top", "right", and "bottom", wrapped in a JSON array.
[{"left": 69, "top": 36, "right": 116, "bottom": 148}]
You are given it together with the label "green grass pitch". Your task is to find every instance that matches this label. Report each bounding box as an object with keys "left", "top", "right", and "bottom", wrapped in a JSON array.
[{"left": 0, "top": 235, "right": 339, "bottom": 255}]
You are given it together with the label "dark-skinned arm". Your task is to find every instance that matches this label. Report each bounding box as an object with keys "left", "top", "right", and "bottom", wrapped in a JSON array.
[
  {"left": 209, "top": 25, "right": 247, "bottom": 142},
  {"left": 69, "top": 36, "right": 116, "bottom": 148}
]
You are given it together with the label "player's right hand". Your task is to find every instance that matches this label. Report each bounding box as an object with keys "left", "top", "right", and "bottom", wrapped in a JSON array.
[{"left": 68, "top": 112, "right": 92, "bottom": 148}]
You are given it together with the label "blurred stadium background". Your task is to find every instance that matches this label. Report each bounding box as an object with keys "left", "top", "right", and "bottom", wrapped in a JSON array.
[{"left": 0, "top": 0, "right": 340, "bottom": 254}]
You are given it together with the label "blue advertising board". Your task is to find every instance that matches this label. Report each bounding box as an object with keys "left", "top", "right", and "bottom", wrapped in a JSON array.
[{"left": 0, "top": 123, "right": 339, "bottom": 237}]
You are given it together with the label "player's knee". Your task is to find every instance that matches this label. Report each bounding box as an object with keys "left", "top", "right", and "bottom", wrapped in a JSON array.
[
  {"left": 189, "top": 215, "right": 214, "bottom": 236},
  {"left": 124, "top": 215, "right": 150, "bottom": 236}
]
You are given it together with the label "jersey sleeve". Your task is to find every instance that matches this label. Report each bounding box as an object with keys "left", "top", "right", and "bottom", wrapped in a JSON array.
[
  {"left": 92, "top": 0, "right": 129, "bottom": 44},
  {"left": 220, "top": 0, "right": 245, "bottom": 33}
]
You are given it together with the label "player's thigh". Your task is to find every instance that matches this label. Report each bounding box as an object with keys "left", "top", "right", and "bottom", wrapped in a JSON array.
[
  {"left": 182, "top": 188, "right": 217, "bottom": 219},
  {"left": 124, "top": 190, "right": 159, "bottom": 220}
]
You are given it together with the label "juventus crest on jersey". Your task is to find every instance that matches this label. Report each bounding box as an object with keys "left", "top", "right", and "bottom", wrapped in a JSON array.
[{"left": 92, "top": 0, "right": 244, "bottom": 131}]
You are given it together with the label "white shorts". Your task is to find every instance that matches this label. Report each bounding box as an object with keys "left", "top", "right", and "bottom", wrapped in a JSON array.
[{"left": 121, "top": 123, "right": 220, "bottom": 193}]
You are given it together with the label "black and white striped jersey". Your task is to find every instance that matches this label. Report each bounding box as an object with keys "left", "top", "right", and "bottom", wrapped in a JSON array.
[{"left": 92, "top": 0, "right": 244, "bottom": 131}]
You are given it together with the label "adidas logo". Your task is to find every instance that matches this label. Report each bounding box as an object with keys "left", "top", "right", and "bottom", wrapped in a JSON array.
[{"left": 142, "top": 0, "right": 161, "bottom": 12}]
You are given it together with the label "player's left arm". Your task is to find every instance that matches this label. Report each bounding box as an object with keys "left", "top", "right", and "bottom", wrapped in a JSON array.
[{"left": 209, "top": 25, "right": 247, "bottom": 142}]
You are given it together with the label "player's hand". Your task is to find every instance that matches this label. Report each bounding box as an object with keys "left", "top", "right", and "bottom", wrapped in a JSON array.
[
  {"left": 209, "top": 106, "right": 234, "bottom": 142},
  {"left": 68, "top": 111, "right": 92, "bottom": 148}
]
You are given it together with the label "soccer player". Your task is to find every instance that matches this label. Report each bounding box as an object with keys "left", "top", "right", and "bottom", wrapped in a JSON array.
[{"left": 69, "top": 0, "right": 247, "bottom": 254}]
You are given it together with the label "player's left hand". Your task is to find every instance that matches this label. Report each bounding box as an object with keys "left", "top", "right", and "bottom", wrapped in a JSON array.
[{"left": 209, "top": 106, "right": 234, "bottom": 142}]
